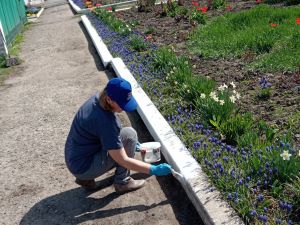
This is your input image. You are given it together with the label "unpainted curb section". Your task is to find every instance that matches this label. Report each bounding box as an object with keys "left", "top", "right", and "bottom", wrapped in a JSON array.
[{"left": 80, "top": 13, "right": 244, "bottom": 225}]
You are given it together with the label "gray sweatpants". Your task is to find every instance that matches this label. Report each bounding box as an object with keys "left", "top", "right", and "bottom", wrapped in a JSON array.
[{"left": 73, "top": 127, "right": 137, "bottom": 184}]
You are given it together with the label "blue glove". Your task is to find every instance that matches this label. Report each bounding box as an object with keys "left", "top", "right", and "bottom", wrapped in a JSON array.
[{"left": 149, "top": 163, "right": 172, "bottom": 176}]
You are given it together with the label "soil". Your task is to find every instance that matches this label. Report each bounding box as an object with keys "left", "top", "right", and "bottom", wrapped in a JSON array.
[
  {"left": 115, "top": 0, "right": 300, "bottom": 147},
  {"left": 0, "top": 2, "right": 203, "bottom": 225}
]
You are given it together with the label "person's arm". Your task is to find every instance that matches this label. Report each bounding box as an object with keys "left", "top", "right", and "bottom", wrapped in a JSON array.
[
  {"left": 108, "top": 148, "right": 151, "bottom": 174},
  {"left": 108, "top": 148, "right": 172, "bottom": 176}
]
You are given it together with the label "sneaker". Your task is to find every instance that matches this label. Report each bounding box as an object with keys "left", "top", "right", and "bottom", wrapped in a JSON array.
[
  {"left": 75, "top": 178, "right": 97, "bottom": 191},
  {"left": 114, "top": 177, "right": 145, "bottom": 194}
]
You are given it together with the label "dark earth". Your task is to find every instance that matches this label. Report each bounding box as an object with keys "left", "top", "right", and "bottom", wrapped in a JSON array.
[{"left": 115, "top": 0, "right": 300, "bottom": 147}]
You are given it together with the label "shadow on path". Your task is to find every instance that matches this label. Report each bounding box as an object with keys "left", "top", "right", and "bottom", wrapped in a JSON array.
[{"left": 20, "top": 176, "right": 168, "bottom": 224}]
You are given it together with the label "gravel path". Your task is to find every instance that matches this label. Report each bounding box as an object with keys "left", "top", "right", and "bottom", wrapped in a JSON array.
[{"left": 0, "top": 2, "right": 203, "bottom": 225}]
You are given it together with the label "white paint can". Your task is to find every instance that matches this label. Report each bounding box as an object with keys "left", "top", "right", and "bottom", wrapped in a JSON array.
[{"left": 140, "top": 142, "right": 161, "bottom": 163}]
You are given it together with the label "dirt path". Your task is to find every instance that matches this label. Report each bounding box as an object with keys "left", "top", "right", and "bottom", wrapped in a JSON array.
[{"left": 0, "top": 2, "right": 203, "bottom": 225}]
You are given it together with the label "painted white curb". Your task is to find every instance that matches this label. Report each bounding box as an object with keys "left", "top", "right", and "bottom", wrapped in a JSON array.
[
  {"left": 81, "top": 15, "right": 244, "bottom": 225},
  {"left": 36, "top": 7, "right": 44, "bottom": 18},
  {"left": 68, "top": 0, "right": 83, "bottom": 13},
  {"left": 69, "top": 0, "right": 176, "bottom": 14},
  {"left": 111, "top": 58, "right": 243, "bottom": 225},
  {"left": 81, "top": 15, "right": 113, "bottom": 68}
]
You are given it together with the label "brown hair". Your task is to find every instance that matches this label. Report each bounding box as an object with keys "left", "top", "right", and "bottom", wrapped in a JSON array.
[{"left": 99, "top": 89, "right": 113, "bottom": 111}]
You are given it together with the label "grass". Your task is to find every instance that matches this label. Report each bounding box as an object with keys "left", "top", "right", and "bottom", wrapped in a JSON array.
[
  {"left": 0, "top": 22, "right": 32, "bottom": 85},
  {"left": 189, "top": 5, "right": 300, "bottom": 72}
]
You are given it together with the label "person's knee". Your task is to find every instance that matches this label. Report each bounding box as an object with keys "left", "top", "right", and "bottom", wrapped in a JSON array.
[
  {"left": 120, "top": 127, "right": 137, "bottom": 142},
  {"left": 120, "top": 127, "right": 137, "bottom": 157}
]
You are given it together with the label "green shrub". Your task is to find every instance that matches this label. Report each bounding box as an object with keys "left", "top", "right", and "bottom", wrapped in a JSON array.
[
  {"left": 144, "top": 26, "right": 155, "bottom": 34},
  {"left": 214, "top": 113, "right": 254, "bottom": 145},
  {"left": 129, "top": 35, "right": 148, "bottom": 52},
  {"left": 189, "top": 8, "right": 206, "bottom": 25},
  {"left": 211, "top": 0, "right": 226, "bottom": 9},
  {"left": 151, "top": 47, "right": 178, "bottom": 71}
]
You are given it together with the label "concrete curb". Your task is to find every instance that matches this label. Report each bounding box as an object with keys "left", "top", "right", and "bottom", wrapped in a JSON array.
[
  {"left": 80, "top": 13, "right": 244, "bottom": 225},
  {"left": 68, "top": 0, "right": 83, "bottom": 13},
  {"left": 81, "top": 15, "right": 113, "bottom": 68},
  {"left": 68, "top": 0, "right": 177, "bottom": 14},
  {"left": 36, "top": 7, "right": 45, "bottom": 18}
]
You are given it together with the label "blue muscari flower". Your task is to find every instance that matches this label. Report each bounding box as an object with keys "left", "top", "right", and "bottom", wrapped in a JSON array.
[
  {"left": 223, "top": 156, "right": 229, "bottom": 162},
  {"left": 263, "top": 207, "right": 268, "bottom": 212},
  {"left": 257, "top": 194, "right": 264, "bottom": 202},
  {"left": 288, "top": 220, "right": 293, "bottom": 225},
  {"left": 253, "top": 188, "right": 257, "bottom": 194},
  {"left": 286, "top": 204, "right": 293, "bottom": 212},
  {"left": 238, "top": 179, "right": 243, "bottom": 186},
  {"left": 297, "top": 85, "right": 300, "bottom": 93},
  {"left": 231, "top": 173, "right": 236, "bottom": 179},
  {"left": 219, "top": 166, "right": 224, "bottom": 174},
  {"left": 258, "top": 215, "right": 268, "bottom": 222},
  {"left": 227, "top": 193, "right": 232, "bottom": 201},
  {"left": 250, "top": 210, "right": 257, "bottom": 216},
  {"left": 226, "top": 145, "right": 232, "bottom": 152},
  {"left": 268, "top": 169, "right": 273, "bottom": 175},
  {"left": 246, "top": 176, "right": 251, "bottom": 182},
  {"left": 275, "top": 218, "right": 282, "bottom": 224},
  {"left": 257, "top": 180, "right": 261, "bottom": 186},
  {"left": 234, "top": 192, "right": 238, "bottom": 199}
]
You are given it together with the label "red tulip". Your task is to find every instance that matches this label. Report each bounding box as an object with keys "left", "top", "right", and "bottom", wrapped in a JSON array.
[
  {"left": 256, "top": 0, "right": 262, "bottom": 3},
  {"left": 296, "top": 18, "right": 300, "bottom": 25},
  {"left": 200, "top": 6, "right": 208, "bottom": 13},
  {"left": 226, "top": 5, "right": 232, "bottom": 11},
  {"left": 270, "top": 23, "right": 278, "bottom": 27}
]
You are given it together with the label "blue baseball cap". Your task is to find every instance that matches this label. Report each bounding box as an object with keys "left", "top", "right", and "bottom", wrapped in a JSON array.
[{"left": 106, "top": 78, "right": 137, "bottom": 112}]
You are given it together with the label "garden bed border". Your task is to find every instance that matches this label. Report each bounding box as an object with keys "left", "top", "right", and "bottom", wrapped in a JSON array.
[
  {"left": 69, "top": 0, "right": 175, "bottom": 14},
  {"left": 68, "top": 0, "right": 83, "bottom": 13},
  {"left": 80, "top": 14, "right": 244, "bottom": 225}
]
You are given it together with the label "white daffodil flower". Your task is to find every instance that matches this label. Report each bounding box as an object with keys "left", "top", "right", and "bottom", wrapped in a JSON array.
[
  {"left": 219, "top": 100, "right": 225, "bottom": 105},
  {"left": 280, "top": 150, "right": 292, "bottom": 161},
  {"left": 230, "top": 82, "right": 236, "bottom": 88},
  {"left": 230, "top": 95, "right": 236, "bottom": 103},
  {"left": 235, "top": 92, "right": 241, "bottom": 99},
  {"left": 210, "top": 91, "right": 217, "bottom": 98},
  {"left": 213, "top": 96, "right": 219, "bottom": 102},
  {"left": 218, "top": 85, "right": 225, "bottom": 92},
  {"left": 200, "top": 93, "right": 206, "bottom": 99}
]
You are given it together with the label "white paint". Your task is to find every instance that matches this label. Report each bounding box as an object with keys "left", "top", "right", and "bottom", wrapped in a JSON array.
[
  {"left": 68, "top": 0, "right": 82, "bottom": 13},
  {"left": 36, "top": 8, "right": 44, "bottom": 18}
]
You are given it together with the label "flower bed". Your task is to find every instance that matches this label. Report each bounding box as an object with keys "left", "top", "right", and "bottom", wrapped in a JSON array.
[{"left": 78, "top": 1, "right": 299, "bottom": 224}]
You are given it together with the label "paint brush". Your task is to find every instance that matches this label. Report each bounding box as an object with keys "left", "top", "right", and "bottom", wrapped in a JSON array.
[{"left": 171, "top": 169, "right": 184, "bottom": 181}]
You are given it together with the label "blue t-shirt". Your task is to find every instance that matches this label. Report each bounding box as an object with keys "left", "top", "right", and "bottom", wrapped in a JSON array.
[{"left": 65, "top": 92, "right": 123, "bottom": 174}]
